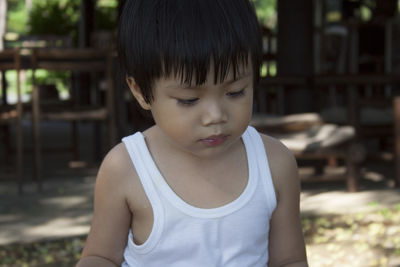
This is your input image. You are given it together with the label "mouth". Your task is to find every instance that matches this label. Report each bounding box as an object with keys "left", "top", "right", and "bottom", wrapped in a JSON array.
[{"left": 200, "top": 134, "right": 229, "bottom": 146}]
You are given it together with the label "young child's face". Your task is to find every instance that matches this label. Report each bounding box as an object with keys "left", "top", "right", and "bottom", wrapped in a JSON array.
[{"left": 134, "top": 65, "right": 253, "bottom": 158}]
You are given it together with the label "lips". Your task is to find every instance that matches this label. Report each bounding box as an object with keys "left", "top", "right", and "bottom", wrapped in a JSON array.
[{"left": 200, "top": 134, "right": 229, "bottom": 146}]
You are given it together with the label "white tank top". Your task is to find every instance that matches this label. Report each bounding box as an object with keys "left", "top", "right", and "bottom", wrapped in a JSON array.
[{"left": 121, "top": 126, "right": 277, "bottom": 267}]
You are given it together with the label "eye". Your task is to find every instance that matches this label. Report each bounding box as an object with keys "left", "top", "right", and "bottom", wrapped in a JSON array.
[
  {"left": 226, "top": 89, "right": 245, "bottom": 98},
  {"left": 177, "top": 98, "right": 199, "bottom": 106}
]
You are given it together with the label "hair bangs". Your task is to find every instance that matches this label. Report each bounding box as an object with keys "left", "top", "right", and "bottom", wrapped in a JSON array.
[
  {"left": 160, "top": 0, "right": 261, "bottom": 86},
  {"left": 118, "top": 0, "right": 262, "bottom": 103}
]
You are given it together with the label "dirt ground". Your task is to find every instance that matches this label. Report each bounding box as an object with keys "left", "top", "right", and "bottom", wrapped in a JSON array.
[{"left": 1, "top": 206, "right": 400, "bottom": 267}]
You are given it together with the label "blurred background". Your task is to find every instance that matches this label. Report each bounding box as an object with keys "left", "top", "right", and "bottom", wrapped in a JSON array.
[{"left": 0, "top": 0, "right": 400, "bottom": 266}]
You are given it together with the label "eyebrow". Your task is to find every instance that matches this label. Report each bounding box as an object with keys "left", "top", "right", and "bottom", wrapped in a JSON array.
[{"left": 170, "top": 72, "right": 252, "bottom": 90}]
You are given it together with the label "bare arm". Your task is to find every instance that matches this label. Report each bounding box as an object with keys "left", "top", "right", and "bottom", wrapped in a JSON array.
[
  {"left": 76, "top": 144, "right": 133, "bottom": 267},
  {"left": 76, "top": 256, "right": 119, "bottom": 267},
  {"left": 261, "top": 135, "right": 308, "bottom": 267}
]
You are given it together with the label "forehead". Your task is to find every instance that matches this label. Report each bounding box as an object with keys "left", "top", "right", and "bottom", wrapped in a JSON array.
[{"left": 159, "top": 61, "right": 253, "bottom": 88}]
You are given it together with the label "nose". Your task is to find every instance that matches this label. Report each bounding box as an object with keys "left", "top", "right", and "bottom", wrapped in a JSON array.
[{"left": 201, "top": 100, "right": 227, "bottom": 126}]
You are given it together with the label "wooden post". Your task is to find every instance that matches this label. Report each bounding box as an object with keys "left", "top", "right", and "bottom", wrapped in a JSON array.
[
  {"left": 346, "top": 157, "right": 358, "bottom": 192},
  {"left": 277, "top": 0, "right": 314, "bottom": 114},
  {"left": 107, "top": 52, "right": 117, "bottom": 148},
  {"left": 31, "top": 49, "right": 42, "bottom": 192},
  {"left": 393, "top": 96, "right": 400, "bottom": 187},
  {"left": 15, "top": 48, "right": 23, "bottom": 194}
]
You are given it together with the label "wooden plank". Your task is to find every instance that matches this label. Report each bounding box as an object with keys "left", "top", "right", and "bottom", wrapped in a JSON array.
[
  {"left": 315, "top": 74, "right": 400, "bottom": 85},
  {"left": 259, "top": 74, "right": 400, "bottom": 87},
  {"left": 35, "top": 48, "right": 108, "bottom": 59},
  {"left": 41, "top": 108, "right": 107, "bottom": 121},
  {"left": 251, "top": 113, "right": 323, "bottom": 132},
  {"left": 0, "top": 49, "right": 17, "bottom": 59},
  {"left": 259, "top": 76, "right": 308, "bottom": 86},
  {"left": 36, "top": 62, "right": 106, "bottom": 71}
]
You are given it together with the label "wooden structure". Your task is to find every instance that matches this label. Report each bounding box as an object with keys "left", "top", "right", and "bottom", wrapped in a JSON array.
[
  {"left": 0, "top": 33, "right": 117, "bottom": 192},
  {"left": 315, "top": 74, "right": 400, "bottom": 187},
  {"left": 30, "top": 48, "right": 116, "bottom": 191},
  {"left": 257, "top": 0, "right": 400, "bottom": 189},
  {"left": 254, "top": 74, "right": 400, "bottom": 190}
]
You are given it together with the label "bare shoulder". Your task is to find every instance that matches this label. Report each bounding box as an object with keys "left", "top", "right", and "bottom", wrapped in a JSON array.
[
  {"left": 258, "top": 133, "right": 299, "bottom": 199},
  {"left": 96, "top": 142, "right": 143, "bottom": 208},
  {"left": 97, "top": 143, "right": 132, "bottom": 188}
]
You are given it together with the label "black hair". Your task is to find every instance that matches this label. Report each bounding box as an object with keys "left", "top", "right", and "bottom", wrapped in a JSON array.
[{"left": 118, "top": 0, "right": 262, "bottom": 103}]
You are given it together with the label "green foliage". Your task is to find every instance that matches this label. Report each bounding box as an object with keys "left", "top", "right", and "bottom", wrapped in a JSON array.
[
  {"left": 8, "top": 0, "right": 119, "bottom": 35},
  {"left": 95, "top": 6, "right": 117, "bottom": 31},
  {"left": 97, "top": 0, "right": 118, "bottom": 8},
  {"left": 4, "top": 0, "right": 118, "bottom": 99},
  {"left": 252, "top": 0, "right": 277, "bottom": 30},
  {"left": 27, "top": 0, "right": 80, "bottom": 38},
  {"left": 33, "top": 70, "right": 70, "bottom": 94},
  {"left": 4, "top": 70, "right": 32, "bottom": 96},
  {"left": 0, "top": 70, "right": 69, "bottom": 103},
  {"left": 7, "top": 0, "right": 28, "bottom": 34}
]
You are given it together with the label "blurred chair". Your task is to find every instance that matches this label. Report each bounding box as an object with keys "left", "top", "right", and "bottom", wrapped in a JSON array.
[
  {"left": 30, "top": 48, "right": 116, "bottom": 191},
  {"left": 251, "top": 112, "right": 365, "bottom": 192},
  {"left": 0, "top": 48, "right": 23, "bottom": 193},
  {"left": 315, "top": 75, "right": 400, "bottom": 187},
  {"left": 253, "top": 76, "right": 366, "bottom": 192}
]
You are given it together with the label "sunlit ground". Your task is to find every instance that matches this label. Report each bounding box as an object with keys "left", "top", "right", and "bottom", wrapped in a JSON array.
[
  {"left": 1, "top": 206, "right": 400, "bottom": 267},
  {"left": 305, "top": 206, "right": 400, "bottom": 267}
]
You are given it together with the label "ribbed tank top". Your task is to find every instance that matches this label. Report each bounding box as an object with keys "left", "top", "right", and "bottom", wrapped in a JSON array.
[{"left": 121, "top": 126, "right": 277, "bottom": 267}]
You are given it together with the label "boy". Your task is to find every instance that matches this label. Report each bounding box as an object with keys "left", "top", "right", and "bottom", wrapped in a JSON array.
[{"left": 77, "top": 0, "right": 308, "bottom": 266}]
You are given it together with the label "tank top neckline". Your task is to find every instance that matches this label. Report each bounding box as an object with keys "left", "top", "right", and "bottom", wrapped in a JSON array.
[{"left": 135, "top": 127, "right": 258, "bottom": 218}]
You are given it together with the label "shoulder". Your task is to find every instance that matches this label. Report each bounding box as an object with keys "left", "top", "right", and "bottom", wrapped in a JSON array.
[
  {"left": 98, "top": 142, "right": 132, "bottom": 183},
  {"left": 96, "top": 142, "right": 143, "bottom": 207},
  {"left": 258, "top": 133, "right": 299, "bottom": 200}
]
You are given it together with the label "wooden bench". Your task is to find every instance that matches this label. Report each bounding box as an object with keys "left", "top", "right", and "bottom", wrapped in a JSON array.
[{"left": 251, "top": 113, "right": 366, "bottom": 191}]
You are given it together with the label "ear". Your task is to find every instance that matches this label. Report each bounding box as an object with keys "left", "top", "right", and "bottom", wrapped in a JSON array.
[{"left": 126, "top": 76, "right": 151, "bottom": 110}]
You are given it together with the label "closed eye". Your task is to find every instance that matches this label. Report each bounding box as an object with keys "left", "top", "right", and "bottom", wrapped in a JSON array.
[
  {"left": 177, "top": 98, "right": 199, "bottom": 106},
  {"left": 226, "top": 89, "right": 245, "bottom": 98}
]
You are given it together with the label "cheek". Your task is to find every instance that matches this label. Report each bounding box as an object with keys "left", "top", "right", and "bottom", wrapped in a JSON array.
[
  {"left": 234, "top": 93, "right": 253, "bottom": 118},
  {"left": 151, "top": 102, "right": 195, "bottom": 134}
]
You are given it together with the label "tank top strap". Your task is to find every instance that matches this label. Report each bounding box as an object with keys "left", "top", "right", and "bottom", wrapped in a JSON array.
[
  {"left": 244, "top": 126, "right": 277, "bottom": 212},
  {"left": 121, "top": 132, "right": 165, "bottom": 254},
  {"left": 122, "top": 132, "right": 161, "bottom": 203}
]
